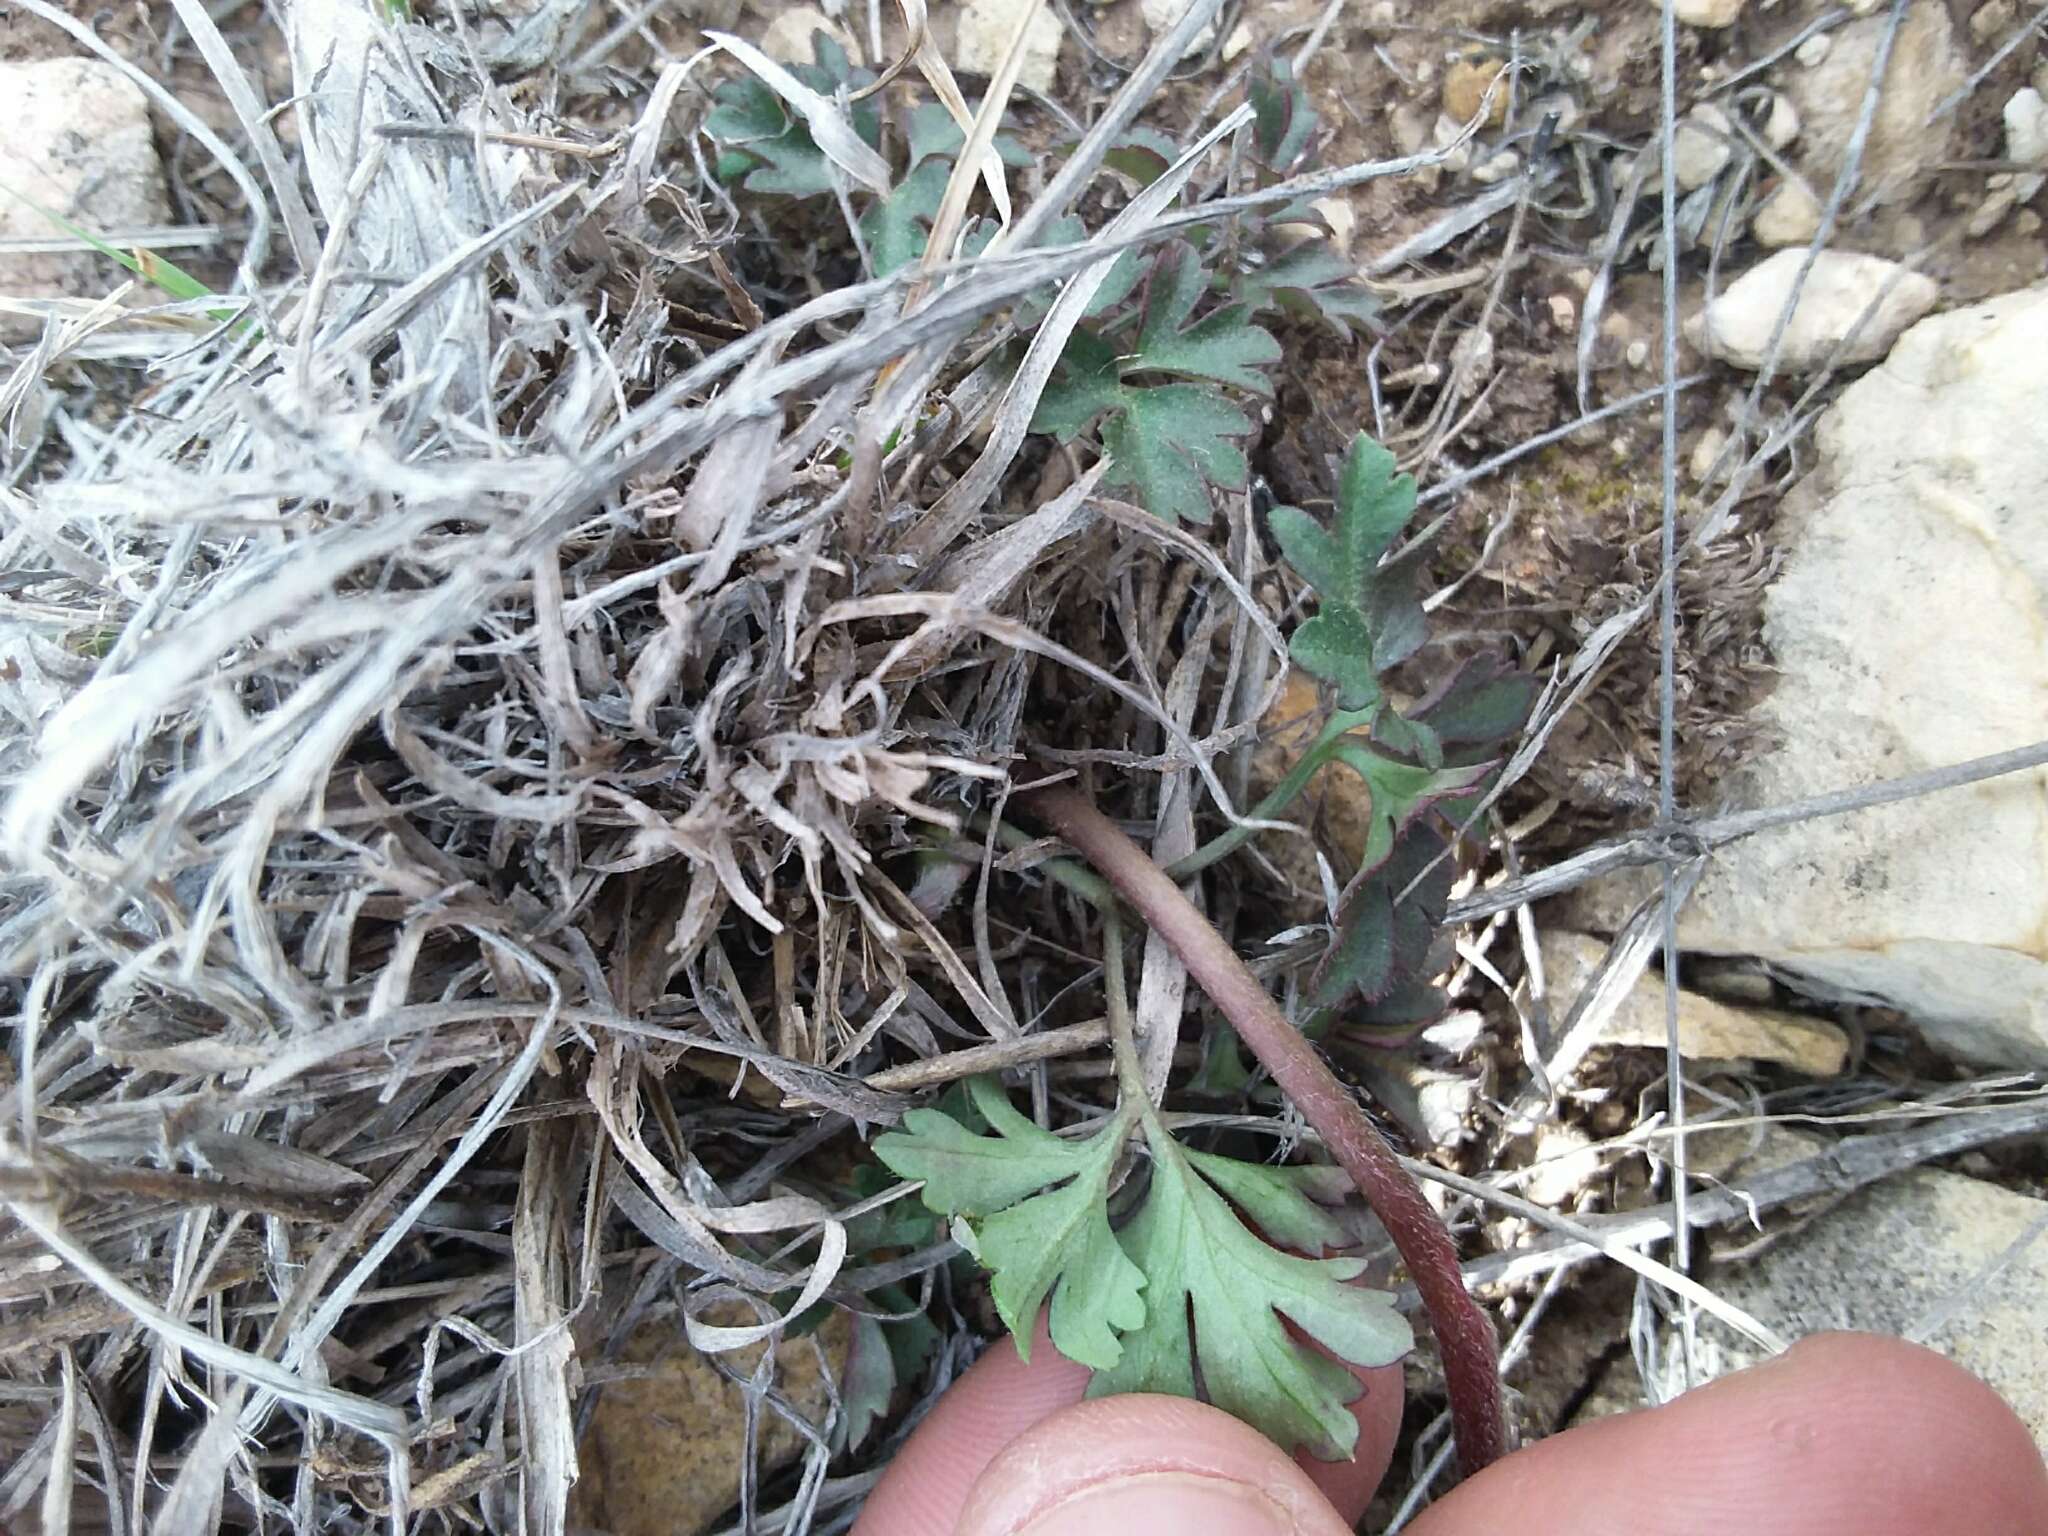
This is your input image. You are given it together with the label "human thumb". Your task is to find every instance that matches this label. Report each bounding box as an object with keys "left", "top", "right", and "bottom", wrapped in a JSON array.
[{"left": 950, "top": 1393, "right": 1359, "bottom": 1536}]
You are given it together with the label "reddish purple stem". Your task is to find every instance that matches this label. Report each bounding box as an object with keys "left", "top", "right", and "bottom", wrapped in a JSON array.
[{"left": 1021, "top": 780, "right": 1507, "bottom": 1478}]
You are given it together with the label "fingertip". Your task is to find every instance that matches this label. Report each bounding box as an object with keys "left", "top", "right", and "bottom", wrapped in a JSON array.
[
  {"left": 1410, "top": 1331, "right": 2048, "bottom": 1536},
  {"left": 851, "top": 1316, "right": 1092, "bottom": 1536},
  {"left": 953, "top": 1394, "right": 1356, "bottom": 1536}
]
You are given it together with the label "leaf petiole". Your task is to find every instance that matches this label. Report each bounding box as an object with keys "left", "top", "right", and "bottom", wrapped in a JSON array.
[{"left": 1160, "top": 705, "right": 1378, "bottom": 883}]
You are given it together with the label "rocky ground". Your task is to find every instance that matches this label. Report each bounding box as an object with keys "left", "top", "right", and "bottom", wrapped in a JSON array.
[{"left": 2, "top": 0, "right": 2045, "bottom": 1532}]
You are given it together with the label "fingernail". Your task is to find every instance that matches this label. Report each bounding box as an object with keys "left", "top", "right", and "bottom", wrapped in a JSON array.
[{"left": 1014, "top": 1473, "right": 1298, "bottom": 1535}]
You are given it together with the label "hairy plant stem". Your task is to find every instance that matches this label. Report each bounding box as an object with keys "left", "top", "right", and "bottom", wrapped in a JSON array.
[{"left": 1020, "top": 778, "right": 1508, "bottom": 1479}]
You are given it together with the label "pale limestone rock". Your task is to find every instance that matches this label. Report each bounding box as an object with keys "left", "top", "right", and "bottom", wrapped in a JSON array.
[
  {"left": 1573, "top": 285, "right": 2048, "bottom": 1069},
  {"left": 1751, "top": 180, "right": 1824, "bottom": 248},
  {"left": 1687, "top": 250, "right": 1936, "bottom": 371},
  {"left": 1649, "top": 1171, "right": 2048, "bottom": 1452},
  {"left": 1782, "top": 1, "right": 1964, "bottom": 205},
  {"left": 2007, "top": 86, "right": 2048, "bottom": 198},
  {"left": 957, "top": 0, "right": 1064, "bottom": 92},
  {"left": 1689, "top": 424, "right": 1729, "bottom": 484},
  {"left": 0, "top": 59, "right": 169, "bottom": 337},
  {"left": 1971, "top": 0, "right": 2017, "bottom": 43},
  {"left": 1141, "top": 0, "right": 1216, "bottom": 55},
  {"left": 1537, "top": 931, "right": 1851, "bottom": 1077}
]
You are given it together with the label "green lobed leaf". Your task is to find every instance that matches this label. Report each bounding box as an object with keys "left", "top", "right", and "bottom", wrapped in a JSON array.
[
  {"left": 1271, "top": 433, "right": 1427, "bottom": 707},
  {"left": 1099, "top": 385, "right": 1258, "bottom": 528},
  {"left": 1313, "top": 826, "right": 1456, "bottom": 1008},
  {"left": 1249, "top": 54, "right": 1318, "bottom": 171},
  {"left": 1090, "top": 1119, "right": 1411, "bottom": 1461},
  {"left": 860, "top": 157, "right": 950, "bottom": 276},
  {"left": 906, "top": 101, "right": 1033, "bottom": 169},
  {"left": 873, "top": 1079, "right": 1144, "bottom": 1368},
  {"left": 704, "top": 75, "right": 787, "bottom": 144},
  {"left": 1414, "top": 654, "right": 1538, "bottom": 750},
  {"left": 872, "top": 1079, "right": 1412, "bottom": 1456},
  {"left": 839, "top": 1310, "right": 897, "bottom": 1451},
  {"left": 1132, "top": 243, "right": 1284, "bottom": 393},
  {"left": 1015, "top": 215, "right": 1144, "bottom": 328},
  {"left": 1032, "top": 242, "right": 1279, "bottom": 524},
  {"left": 703, "top": 40, "right": 881, "bottom": 198},
  {"left": 1235, "top": 239, "right": 1381, "bottom": 335}
]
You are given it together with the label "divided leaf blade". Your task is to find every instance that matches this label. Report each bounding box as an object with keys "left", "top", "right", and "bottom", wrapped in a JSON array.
[
  {"left": 873, "top": 1086, "right": 1144, "bottom": 1369},
  {"left": 1091, "top": 1125, "right": 1411, "bottom": 1460}
]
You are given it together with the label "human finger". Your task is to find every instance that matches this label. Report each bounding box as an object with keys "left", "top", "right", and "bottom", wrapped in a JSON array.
[
  {"left": 1408, "top": 1332, "right": 2048, "bottom": 1536},
  {"left": 851, "top": 1313, "right": 1404, "bottom": 1535}
]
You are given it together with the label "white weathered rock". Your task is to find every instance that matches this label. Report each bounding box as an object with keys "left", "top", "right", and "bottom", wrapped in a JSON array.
[
  {"left": 1645, "top": 1170, "right": 2048, "bottom": 1451},
  {"left": 1535, "top": 931, "right": 1851, "bottom": 1078},
  {"left": 1688, "top": 250, "right": 1937, "bottom": 371},
  {"left": 1783, "top": 1, "right": 1964, "bottom": 205},
  {"left": 1141, "top": 0, "right": 1216, "bottom": 55},
  {"left": 2007, "top": 86, "right": 2048, "bottom": 198},
  {"left": 1643, "top": 0, "right": 1745, "bottom": 28},
  {"left": 1969, "top": 87, "right": 2048, "bottom": 235},
  {"left": 1580, "top": 285, "right": 2048, "bottom": 1069},
  {"left": 957, "top": 0, "right": 1064, "bottom": 93},
  {"left": 1673, "top": 104, "right": 1734, "bottom": 191},
  {"left": 0, "top": 59, "right": 170, "bottom": 337},
  {"left": 1751, "top": 179, "right": 1824, "bottom": 248}
]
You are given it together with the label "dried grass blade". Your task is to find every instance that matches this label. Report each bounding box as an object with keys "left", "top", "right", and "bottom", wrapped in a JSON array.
[
  {"left": 898, "top": 0, "right": 1011, "bottom": 223},
  {"left": 902, "top": 0, "right": 1041, "bottom": 310},
  {"left": 704, "top": 31, "right": 892, "bottom": 194}
]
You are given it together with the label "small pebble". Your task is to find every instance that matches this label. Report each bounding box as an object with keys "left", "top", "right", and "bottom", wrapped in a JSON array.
[
  {"left": 1796, "top": 32, "right": 1832, "bottom": 66},
  {"left": 1644, "top": 0, "right": 1745, "bottom": 28},
  {"left": 1690, "top": 425, "right": 1729, "bottom": 483},
  {"left": 760, "top": 5, "right": 847, "bottom": 64},
  {"left": 1548, "top": 293, "right": 1578, "bottom": 331},
  {"left": 1627, "top": 338, "right": 1652, "bottom": 369},
  {"left": 1753, "top": 180, "right": 1824, "bottom": 247},
  {"left": 1970, "top": 0, "right": 2016, "bottom": 45},
  {"left": 1673, "top": 103, "right": 1734, "bottom": 190},
  {"left": 1762, "top": 92, "right": 1802, "bottom": 150},
  {"left": 1471, "top": 147, "right": 1521, "bottom": 183}
]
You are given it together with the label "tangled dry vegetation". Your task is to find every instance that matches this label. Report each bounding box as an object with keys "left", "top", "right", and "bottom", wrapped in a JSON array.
[{"left": 11, "top": 0, "right": 2046, "bottom": 1532}]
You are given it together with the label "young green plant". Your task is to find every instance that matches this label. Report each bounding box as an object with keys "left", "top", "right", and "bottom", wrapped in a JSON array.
[
  {"left": 875, "top": 907, "right": 1413, "bottom": 1462},
  {"left": 878, "top": 430, "right": 1533, "bottom": 1476}
]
